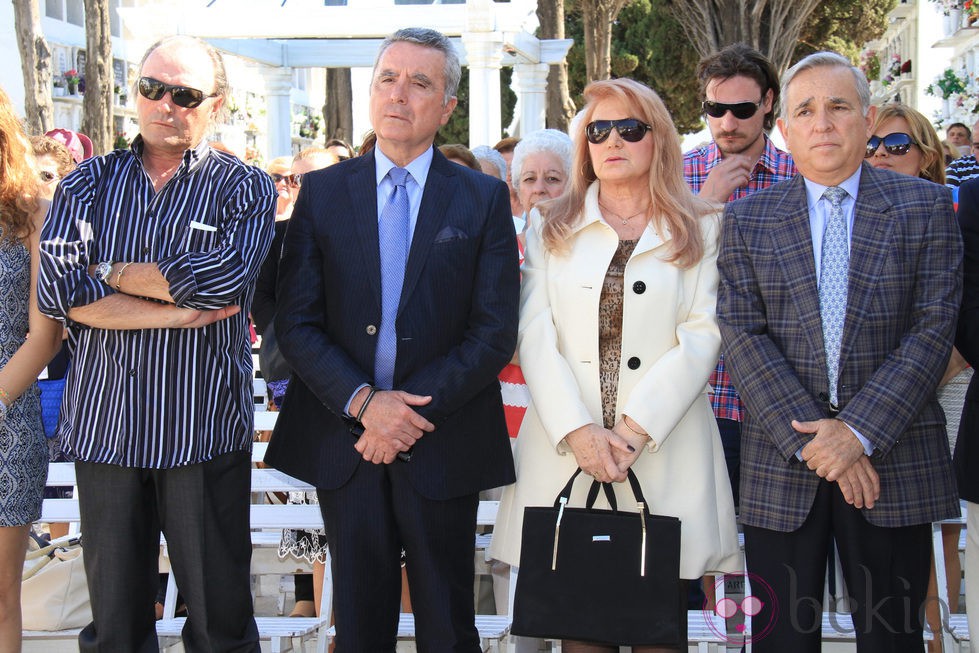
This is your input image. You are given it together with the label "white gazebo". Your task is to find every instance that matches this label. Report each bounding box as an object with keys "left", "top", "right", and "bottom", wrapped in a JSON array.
[{"left": 119, "top": 0, "right": 572, "bottom": 155}]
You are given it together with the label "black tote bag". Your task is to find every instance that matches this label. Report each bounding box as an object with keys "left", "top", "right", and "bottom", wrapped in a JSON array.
[{"left": 511, "top": 468, "right": 683, "bottom": 647}]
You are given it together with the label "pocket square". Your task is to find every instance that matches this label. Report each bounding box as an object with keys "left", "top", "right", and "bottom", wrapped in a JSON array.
[{"left": 434, "top": 226, "right": 469, "bottom": 243}]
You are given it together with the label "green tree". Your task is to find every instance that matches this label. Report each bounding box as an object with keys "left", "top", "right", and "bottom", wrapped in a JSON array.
[
  {"left": 616, "top": 0, "right": 703, "bottom": 134},
  {"left": 438, "top": 67, "right": 516, "bottom": 147},
  {"left": 795, "top": 0, "right": 896, "bottom": 61}
]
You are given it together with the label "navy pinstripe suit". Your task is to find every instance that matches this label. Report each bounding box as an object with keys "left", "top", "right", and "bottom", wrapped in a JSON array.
[
  {"left": 718, "top": 163, "right": 961, "bottom": 651},
  {"left": 265, "top": 148, "right": 518, "bottom": 651}
]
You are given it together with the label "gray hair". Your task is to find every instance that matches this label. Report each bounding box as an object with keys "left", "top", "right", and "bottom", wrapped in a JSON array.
[
  {"left": 136, "top": 35, "right": 229, "bottom": 122},
  {"left": 374, "top": 28, "right": 461, "bottom": 106},
  {"left": 510, "top": 129, "right": 573, "bottom": 191},
  {"left": 780, "top": 51, "right": 870, "bottom": 120},
  {"left": 471, "top": 145, "right": 507, "bottom": 180}
]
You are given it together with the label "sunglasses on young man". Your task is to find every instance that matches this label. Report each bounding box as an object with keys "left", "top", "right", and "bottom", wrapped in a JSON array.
[
  {"left": 137, "top": 77, "right": 218, "bottom": 109},
  {"left": 702, "top": 99, "right": 763, "bottom": 120},
  {"left": 269, "top": 173, "right": 302, "bottom": 188},
  {"left": 585, "top": 119, "right": 652, "bottom": 144},
  {"left": 865, "top": 132, "right": 916, "bottom": 158}
]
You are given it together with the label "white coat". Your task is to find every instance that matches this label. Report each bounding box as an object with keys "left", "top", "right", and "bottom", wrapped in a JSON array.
[{"left": 489, "top": 182, "right": 741, "bottom": 578}]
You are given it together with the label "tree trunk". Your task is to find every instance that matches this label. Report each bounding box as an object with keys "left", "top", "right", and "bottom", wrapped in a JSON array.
[
  {"left": 538, "top": 0, "right": 575, "bottom": 131},
  {"left": 12, "top": 0, "right": 54, "bottom": 134},
  {"left": 82, "top": 0, "right": 113, "bottom": 155},
  {"left": 324, "top": 68, "right": 353, "bottom": 144},
  {"left": 581, "top": 0, "right": 629, "bottom": 83},
  {"left": 668, "top": 0, "right": 823, "bottom": 74}
]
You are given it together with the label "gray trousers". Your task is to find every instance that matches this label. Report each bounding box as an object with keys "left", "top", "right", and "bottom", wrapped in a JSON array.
[{"left": 75, "top": 450, "right": 259, "bottom": 653}]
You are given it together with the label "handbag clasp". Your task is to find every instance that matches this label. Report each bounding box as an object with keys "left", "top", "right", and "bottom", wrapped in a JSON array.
[
  {"left": 552, "top": 496, "right": 568, "bottom": 571},
  {"left": 638, "top": 501, "right": 647, "bottom": 577}
]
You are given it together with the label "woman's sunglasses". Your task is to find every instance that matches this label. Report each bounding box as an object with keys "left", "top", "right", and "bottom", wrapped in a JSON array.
[
  {"left": 270, "top": 173, "right": 302, "bottom": 188},
  {"left": 865, "top": 132, "right": 915, "bottom": 158},
  {"left": 585, "top": 119, "right": 652, "bottom": 144},
  {"left": 138, "top": 76, "right": 218, "bottom": 109},
  {"left": 702, "top": 99, "right": 763, "bottom": 120}
]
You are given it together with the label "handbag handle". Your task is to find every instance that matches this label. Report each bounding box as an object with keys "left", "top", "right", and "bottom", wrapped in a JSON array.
[{"left": 553, "top": 468, "right": 650, "bottom": 517}]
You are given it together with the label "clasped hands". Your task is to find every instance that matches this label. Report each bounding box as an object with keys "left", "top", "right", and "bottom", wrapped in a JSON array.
[
  {"left": 351, "top": 388, "right": 434, "bottom": 464},
  {"left": 794, "top": 418, "right": 880, "bottom": 509},
  {"left": 563, "top": 420, "right": 649, "bottom": 484}
]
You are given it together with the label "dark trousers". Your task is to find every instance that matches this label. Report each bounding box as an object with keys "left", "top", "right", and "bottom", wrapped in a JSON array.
[
  {"left": 744, "top": 480, "right": 932, "bottom": 653},
  {"left": 317, "top": 460, "right": 480, "bottom": 653},
  {"left": 715, "top": 417, "right": 741, "bottom": 508},
  {"left": 75, "top": 451, "right": 259, "bottom": 653}
]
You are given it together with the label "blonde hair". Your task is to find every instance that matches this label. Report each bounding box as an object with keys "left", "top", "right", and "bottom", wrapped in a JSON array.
[
  {"left": 541, "top": 78, "right": 708, "bottom": 267},
  {"left": 265, "top": 156, "right": 292, "bottom": 175},
  {"left": 0, "top": 87, "right": 39, "bottom": 243},
  {"left": 871, "top": 103, "right": 946, "bottom": 185}
]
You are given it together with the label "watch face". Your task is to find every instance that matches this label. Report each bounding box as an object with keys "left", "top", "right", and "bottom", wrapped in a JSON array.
[{"left": 95, "top": 262, "right": 113, "bottom": 282}]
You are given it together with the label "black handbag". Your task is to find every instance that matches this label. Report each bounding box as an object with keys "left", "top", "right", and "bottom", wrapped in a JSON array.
[
  {"left": 511, "top": 468, "right": 683, "bottom": 647},
  {"left": 258, "top": 323, "right": 291, "bottom": 382}
]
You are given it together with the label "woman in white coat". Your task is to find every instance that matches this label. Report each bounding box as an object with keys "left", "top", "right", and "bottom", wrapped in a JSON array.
[{"left": 490, "top": 78, "right": 741, "bottom": 653}]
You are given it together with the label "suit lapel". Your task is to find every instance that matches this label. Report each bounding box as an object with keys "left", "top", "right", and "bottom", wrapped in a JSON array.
[
  {"left": 399, "top": 150, "right": 455, "bottom": 314},
  {"left": 769, "top": 176, "right": 827, "bottom": 369},
  {"left": 839, "top": 164, "right": 895, "bottom": 369},
  {"left": 347, "top": 153, "right": 382, "bottom": 303}
]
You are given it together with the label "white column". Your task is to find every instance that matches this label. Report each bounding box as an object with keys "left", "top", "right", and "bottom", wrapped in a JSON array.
[
  {"left": 264, "top": 68, "right": 294, "bottom": 158},
  {"left": 461, "top": 31, "right": 503, "bottom": 148},
  {"left": 512, "top": 62, "right": 548, "bottom": 137}
]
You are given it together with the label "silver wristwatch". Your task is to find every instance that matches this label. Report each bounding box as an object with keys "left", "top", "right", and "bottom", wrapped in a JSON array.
[{"left": 94, "top": 261, "right": 114, "bottom": 284}]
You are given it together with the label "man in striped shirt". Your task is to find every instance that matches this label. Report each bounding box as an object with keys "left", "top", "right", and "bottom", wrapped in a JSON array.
[
  {"left": 683, "top": 43, "right": 796, "bottom": 507},
  {"left": 38, "top": 35, "right": 275, "bottom": 652}
]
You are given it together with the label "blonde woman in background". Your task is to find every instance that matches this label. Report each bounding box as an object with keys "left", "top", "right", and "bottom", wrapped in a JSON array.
[
  {"left": 867, "top": 102, "right": 968, "bottom": 653},
  {"left": 0, "top": 86, "right": 64, "bottom": 652}
]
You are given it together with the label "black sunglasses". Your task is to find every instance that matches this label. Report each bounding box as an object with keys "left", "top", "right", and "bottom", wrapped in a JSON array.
[
  {"left": 702, "top": 99, "right": 763, "bottom": 120},
  {"left": 269, "top": 173, "right": 302, "bottom": 188},
  {"left": 585, "top": 119, "right": 652, "bottom": 144},
  {"left": 138, "top": 76, "right": 217, "bottom": 109},
  {"left": 865, "top": 132, "right": 915, "bottom": 158}
]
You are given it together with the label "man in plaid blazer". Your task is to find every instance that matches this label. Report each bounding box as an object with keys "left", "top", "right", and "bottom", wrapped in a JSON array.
[{"left": 718, "top": 52, "right": 962, "bottom": 652}]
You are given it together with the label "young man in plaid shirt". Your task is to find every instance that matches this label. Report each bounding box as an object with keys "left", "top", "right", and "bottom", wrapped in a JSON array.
[{"left": 683, "top": 43, "right": 796, "bottom": 506}]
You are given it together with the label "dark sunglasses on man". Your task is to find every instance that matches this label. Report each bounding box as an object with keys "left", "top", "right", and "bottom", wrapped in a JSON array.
[
  {"left": 865, "top": 132, "right": 916, "bottom": 158},
  {"left": 702, "top": 99, "right": 763, "bottom": 120},
  {"left": 585, "top": 119, "right": 652, "bottom": 144},
  {"left": 269, "top": 173, "right": 302, "bottom": 188},
  {"left": 137, "top": 76, "right": 218, "bottom": 109}
]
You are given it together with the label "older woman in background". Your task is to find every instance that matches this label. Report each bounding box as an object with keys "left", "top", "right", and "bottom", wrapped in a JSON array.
[
  {"left": 29, "top": 135, "right": 76, "bottom": 201},
  {"left": 868, "top": 103, "right": 969, "bottom": 653},
  {"left": 0, "top": 86, "right": 64, "bottom": 651},
  {"left": 490, "top": 78, "right": 740, "bottom": 652},
  {"left": 510, "top": 129, "right": 572, "bottom": 244}
]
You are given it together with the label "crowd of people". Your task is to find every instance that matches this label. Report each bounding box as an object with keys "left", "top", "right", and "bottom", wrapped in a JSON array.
[{"left": 0, "top": 24, "right": 975, "bottom": 653}]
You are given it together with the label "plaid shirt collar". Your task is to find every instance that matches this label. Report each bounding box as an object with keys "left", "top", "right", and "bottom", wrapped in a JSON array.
[{"left": 701, "top": 135, "right": 786, "bottom": 177}]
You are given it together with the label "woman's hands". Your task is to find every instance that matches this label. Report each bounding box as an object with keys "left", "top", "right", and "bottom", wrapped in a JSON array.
[
  {"left": 610, "top": 418, "right": 651, "bottom": 474},
  {"left": 563, "top": 424, "right": 635, "bottom": 483}
]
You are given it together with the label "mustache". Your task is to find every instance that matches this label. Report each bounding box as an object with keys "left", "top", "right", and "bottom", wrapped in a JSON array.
[{"left": 715, "top": 130, "right": 743, "bottom": 139}]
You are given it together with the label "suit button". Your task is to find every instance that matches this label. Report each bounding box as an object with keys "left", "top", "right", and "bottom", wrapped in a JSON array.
[
  {"left": 366, "top": 325, "right": 377, "bottom": 335},
  {"left": 633, "top": 281, "right": 646, "bottom": 294},
  {"left": 627, "top": 357, "right": 641, "bottom": 370}
]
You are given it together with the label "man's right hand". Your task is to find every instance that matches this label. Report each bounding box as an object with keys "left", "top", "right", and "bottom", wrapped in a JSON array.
[
  {"left": 355, "top": 391, "right": 434, "bottom": 464},
  {"left": 171, "top": 305, "right": 241, "bottom": 328},
  {"left": 835, "top": 455, "right": 880, "bottom": 509},
  {"left": 698, "top": 154, "right": 754, "bottom": 203}
]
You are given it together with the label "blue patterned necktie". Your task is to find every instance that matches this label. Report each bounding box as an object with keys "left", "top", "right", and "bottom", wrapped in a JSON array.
[
  {"left": 375, "top": 167, "right": 411, "bottom": 390},
  {"left": 819, "top": 186, "right": 849, "bottom": 406}
]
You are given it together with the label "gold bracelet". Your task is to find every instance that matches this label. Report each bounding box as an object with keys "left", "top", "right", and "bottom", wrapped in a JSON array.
[
  {"left": 622, "top": 417, "right": 647, "bottom": 437},
  {"left": 114, "top": 262, "right": 134, "bottom": 290}
]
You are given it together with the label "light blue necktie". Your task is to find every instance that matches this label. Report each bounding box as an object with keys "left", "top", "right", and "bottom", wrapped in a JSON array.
[
  {"left": 819, "top": 186, "right": 849, "bottom": 406},
  {"left": 374, "top": 167, "right": 411, "bottom": 390}
]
